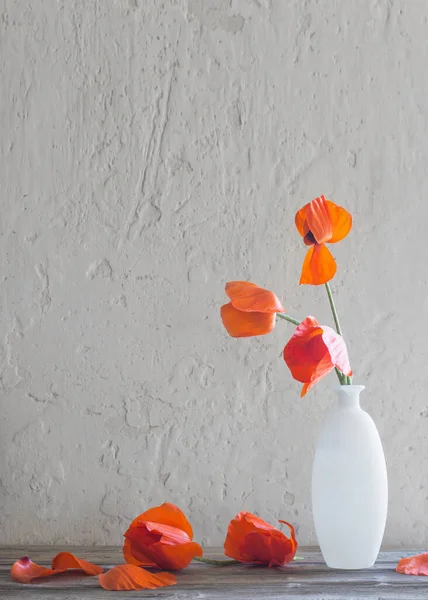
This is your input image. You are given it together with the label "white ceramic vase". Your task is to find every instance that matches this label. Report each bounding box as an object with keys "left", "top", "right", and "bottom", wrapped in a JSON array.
[{"left": 312, "top": 385, "right": 388, "bottom": 569}]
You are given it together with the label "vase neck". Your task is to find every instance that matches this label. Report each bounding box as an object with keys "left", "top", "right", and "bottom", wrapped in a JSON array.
[{"left": 334, "top": 385, "right": 365, "bottom": 409}]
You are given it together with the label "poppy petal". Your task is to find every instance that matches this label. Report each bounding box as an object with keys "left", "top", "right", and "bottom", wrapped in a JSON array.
[
  {"left": 283, "top": 319, "right": 327, "bottom": 383},
  {"left": 278, "top": 520, "right": 298, "bottom": 563},
  {"left": 294, "top": 315, "right": 320, "bottom": 330},
  {"left": 224, "top": 512, "right": 277, "bottom": 562},
  {"left": 305, "top": 196, "right": 333, "bottom": 245},
  {"left": 299, "top": 243, "right": 337, "bottom": 285},
  {"left": 143, "top": 541, "right": 203, "bottom": 571},
  {"left": 397, "top": 553, "right": 428, "bottom": 576},
  {"left": 295, "top": 333, "right": 338, "bottom": 397},
  {"left": 224, "top": 515, "right": 250, "bottom": 562},
  {"left": 241, "top": 531, "right": 285, "bottom": 566},
  {"left": 224, "top": 512, "right": 298, "bottom": 566},
  {"left": 125, "top": 521, "right": 191, "bottom": 547},
  {"left": 51, "top": 552, "right": 103, "bottom": 575},
  {"left": 221, "top": 302, "right": 276, "bottom": 337},
  {"left": 295, "top": 205, "right": 308, "bottom": 239},
  {"left": 240, "top": 512, "right": 278, "bottom": 532},
  {"left": 321, "top": 326, "right": 352, "bottom": 377},
  {"left": 225, "top": 281, "right": 284, "bottom": 313},
  {"left": 123, "top": 539, "right": 156, "bottom": 567},
  {"left": 300, "top": 359, "right": 335, "bottom": 397},
  {"left": 98, "top": 564, "right": 177, "bottom": 591},
  {"left": 127, "top": 503, "right": 194, "bottom": 540},
  {"left": 283, "top": 317, "right": 351, "bottom": 397},
  {"left": 326, "top": 200, "right": 352, "bottom": 243},
  {"left": 302, "top": 357, "right": 341, "bottom": 396},
  {"left": 10, "top": 557, "right": 62, "bottom": 584}
]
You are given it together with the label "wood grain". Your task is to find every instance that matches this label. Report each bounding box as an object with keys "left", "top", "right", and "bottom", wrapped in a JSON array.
[{"left": 1, "top": 546, "right": 427, "bottom": 599}]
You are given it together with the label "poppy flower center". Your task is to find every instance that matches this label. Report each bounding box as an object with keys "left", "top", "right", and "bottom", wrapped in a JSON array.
[
  {"left": 125, "top": 525, "right": 163, "bottom": 547},
  {"left": 303, "top": 230, "right": 317, "bottom": 245}
]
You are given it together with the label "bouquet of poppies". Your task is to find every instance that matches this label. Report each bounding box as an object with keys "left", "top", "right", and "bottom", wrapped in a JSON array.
[{"left": 220, "top": 195, "right": 353, "bottom": 396}]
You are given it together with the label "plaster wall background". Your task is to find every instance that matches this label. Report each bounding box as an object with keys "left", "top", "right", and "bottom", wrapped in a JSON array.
[{"left": 1, "top": 0, "right": 426, "bottom": 546}]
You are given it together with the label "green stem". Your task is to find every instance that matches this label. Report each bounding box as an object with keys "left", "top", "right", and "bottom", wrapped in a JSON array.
[
  {"left": 276, "top": 313, "right": 301, "bottom": 326},
  {"left": 335, "top": 367, "right": 346, "bottom": 386},
  {"left": 194, "top": 556, "right": 304, "bottom": 566},
  {"left": 325, "top": 282, "right": 352, "bottom": 385},
  {"left": 324, "top": 282, "right": 343, "bottom": 336},
  {"left": 193, "top": 557, "right": 240, "bottom": 566}
]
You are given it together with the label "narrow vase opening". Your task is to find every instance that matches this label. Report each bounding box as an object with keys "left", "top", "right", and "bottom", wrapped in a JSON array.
[
  {"left": 334, "top": 385, "right": 365, "bottom": 393},
  {"left": 334, "top": 385, "right": 365, "bottom": 409}
]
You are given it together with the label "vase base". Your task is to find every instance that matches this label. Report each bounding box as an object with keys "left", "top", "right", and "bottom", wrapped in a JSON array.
[{"left": 325, "top": 560, "right": 376, "bottom": 570}]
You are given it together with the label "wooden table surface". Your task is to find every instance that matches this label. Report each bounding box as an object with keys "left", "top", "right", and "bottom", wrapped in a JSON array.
[{"left": 1, "top": 546, "right": 427, "bottom": 599}]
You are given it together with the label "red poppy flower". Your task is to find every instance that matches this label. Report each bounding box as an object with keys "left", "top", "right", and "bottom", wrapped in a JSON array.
[
  {"left": 295, "top": 195, "right": 352, "bottom": 285},
  {"left": 283, "top": 316, "right": 352, "bottom": 397},
  {"left": 224, "top": 512, "right": 297, "bottom": 567},
  {"left": 123, "top": 502, "right": 202, "bottom": 571},
  {"left": 397, "top": 553, "right": 428, "bottom": 576},
  {"left": 221, "top": 281, "right": 285, "bottom": 338}
]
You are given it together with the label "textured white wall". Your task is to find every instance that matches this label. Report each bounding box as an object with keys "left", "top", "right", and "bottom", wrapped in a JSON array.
[{"left": 1, "top": 0, "right": 427, "bottom": 547}]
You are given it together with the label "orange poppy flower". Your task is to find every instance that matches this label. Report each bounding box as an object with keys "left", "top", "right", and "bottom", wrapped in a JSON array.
[
  {"left": 397, "top": 553, "right": 428, "bottom": 576},
  {"left": 99, "top": 564, "right": 177, "bottom": 590},
  {"left": 283, "top": 316, "right": 352, "bottom": 397},
  {"left": 295, "top": 195, "right": 352, "bottom": 285},
  {"left": 224, "top": 512, "right": 297, "bottom": 567},
  {"left": 123, "top": 502, "right": 202, "bottom": 571},
  {"left": 221, "top": 281, "right": 285, "bottom": 338}
]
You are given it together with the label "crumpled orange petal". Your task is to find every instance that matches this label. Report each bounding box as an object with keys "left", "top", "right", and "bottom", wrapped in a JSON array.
[
  {"left": 225, "top": 281, "right": 284, "bottom": 313},
  {"left": 98, "top": 564, "right": 177, "bottom": 591},
  {"left": 325, "top": 200, "right": 352, "bottom": 243},
  {"left": 127, "top": 502, "right": 194, "bottom": 540},
  {"left": 124, "top": 503, "right": 203, "bottom": 571},
  {"left": 125, "top": 521, "right": 202, "bottom": 571},
  {"left": 145, "top": 541, "right": 203, "bottom": 571},
  {"left": 51, "top": 552, "right": 103, "bottom": 575},
  {"left": 224, "top": 512, "right": 298, "bottom": 567},
  {"left": 295, "top": 205, "right": 307, "bottom": 239},
  {"left": 397, "top": 553, "right": 428, "bottom": 576},
  {"left": 295, "top": 196, "right": 352, "bottom": 246},
  {"left": 224, "top": 513, "right": 267, "bottom": 560},
  {"left": 242, "top": 530, "right": 296, "bottom": 567},
  {"left": 10, "top": 557, "right": 61, "bottom": 584},
  {"left": 282, "top": 318, "right": 323, "bottom": 384},
  {"left": 278, "top": 520, "right": 298, "bottom": 561},
  {"left": 299, "top": 243, "right": 337, "bottom": 285},
  {"left": 123, "top": 538, "right": 155, "bottom": 567},
  {"left": 126, "top": 520, "right": 191, "bottom": 546},
  {"left": 305, "top": 196, "right": 333, "bottom": 245},
  {"left": 10, "top": 553, "right": 104, "bottom": 584},
  {"left": 283, "top": 316, "right": 352, "bottom": 397},
  {"left": 320, "top": 326, "right": 352, "bottom": 376},
  {"left": 221, "top": 302, "right": 276, "bottom": 337}
]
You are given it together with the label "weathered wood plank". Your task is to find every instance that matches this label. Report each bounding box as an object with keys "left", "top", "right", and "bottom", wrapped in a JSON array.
[{"left": 0, "top": 546, "right": 427, "bottom": 599}]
